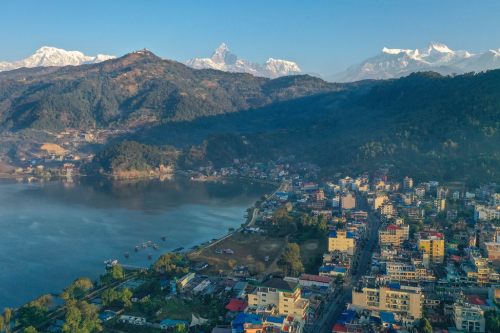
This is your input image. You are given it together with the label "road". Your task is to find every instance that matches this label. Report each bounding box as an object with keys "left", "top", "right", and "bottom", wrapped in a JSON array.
[{"left": 306, "top": 197, "right": 380, "bottom": 333}]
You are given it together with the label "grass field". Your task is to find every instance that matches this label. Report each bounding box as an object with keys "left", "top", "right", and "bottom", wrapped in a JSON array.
[{"left": 188, "top": 232, "right": 286, "bottom": 276}]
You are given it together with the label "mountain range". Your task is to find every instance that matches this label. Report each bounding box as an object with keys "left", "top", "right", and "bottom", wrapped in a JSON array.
[
  {"left": 3, "top": 42, "right": 500, "bottom": 83},
  {"left": 331, "top": 42, "right": 500, "bottom": 82},
  {"left": 0, "top": 49, "right": 337, "bottom": 130},
  {"left": 0, "top": 46, "right": 115, "bottom": 72},
  {"left": 185, "top": 43, "right": 302, "bottom": 78},
  {"left": 0, "top": 48, "right": 499, "bottom": 183}
]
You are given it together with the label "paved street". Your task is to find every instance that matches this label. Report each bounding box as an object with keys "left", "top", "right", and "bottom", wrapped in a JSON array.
[{"left": 306, "top": 198, "right": 380, "bottom": 333}]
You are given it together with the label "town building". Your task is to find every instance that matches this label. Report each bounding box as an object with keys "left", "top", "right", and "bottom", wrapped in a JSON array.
[
  {"left": 418, "top": 232, "right": 445, "bottom": 264},
  {"left": 383, "top": 262, "right": 435, "bottom": 282},
  {"left": 341, "top": 193, "right": 356, "bottom": 210},
  {"left": 379, "top": 224, "right": 409, "bottom": 248},
  {"left": 328, "top": 230, "right": 356, "bottom": 255},
  {"left": 351, "top": 282, "right": 424, "bottom": 324},
  {"left": 247, "top": 278, "right": 309, "bottom": 319},
  {"left": 453, "top": 300, "right": 486, "bottom": 333},
  {"left": 403, "top": 177, "right": 414, "bottom": 190}
]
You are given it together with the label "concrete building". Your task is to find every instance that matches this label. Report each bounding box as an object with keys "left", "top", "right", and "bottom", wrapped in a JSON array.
[
  {"left": 484, "top": 242, "right": 500, "bottom": 267},
  {"left": 434, "top": 198, "right": 446, "bottom": 212},
  {"left": 453, "top": 301, "right": 485, "bottom": 333},
  {"left": 418, "top": 232, "right": 445, "bottom": 264},
  {"left": 379, "top": 224, "right": 409, "bottom": 248},
  {"left": 247, "top": 278, "right": 309, "bottom": 319},
  {"left": 373, "top": 194, "right": 389, "bottom": 210},
  {"left": 351, "top": 283, "right": 424, "bottom": 323},
  {"left": 403, "top": 177, "right": 414, "bottom": 190},
  {"left": 328, "top": 230, "right": 356, "bottom": 255},
  {"left": 384, "top": 262, "right": 435, "bottom": 282},
  {"left": 341, "top": 193, "right": 356, "bottom": 210},
  {"left": 475, "top": 205, "right": 500, "bottom": 221}
]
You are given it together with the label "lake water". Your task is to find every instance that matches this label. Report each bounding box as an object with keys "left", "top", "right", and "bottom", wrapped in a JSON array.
[{"left": 0, "top": 177, "right": 272, "bottom": 308}]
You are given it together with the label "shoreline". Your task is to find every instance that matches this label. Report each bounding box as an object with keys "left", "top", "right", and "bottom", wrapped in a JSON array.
[{"left": 0, "top": 177, "right": 278, "bottom": 310}]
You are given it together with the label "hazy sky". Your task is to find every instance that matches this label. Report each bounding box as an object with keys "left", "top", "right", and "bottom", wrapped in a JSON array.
[{"left": 2, "top": 0, "right": 500, "bottom": 76}]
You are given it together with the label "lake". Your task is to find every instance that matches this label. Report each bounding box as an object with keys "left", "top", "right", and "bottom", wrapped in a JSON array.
[{"left": 0, "top": 177, "right": 272, "bottom": 308}]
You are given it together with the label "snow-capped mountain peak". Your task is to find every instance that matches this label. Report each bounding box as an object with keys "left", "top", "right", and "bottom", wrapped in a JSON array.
[
  {"left": 329, "top": 42, "right": 500, "bottom": 82},
  {"left": 382, "top": 47, "right": 419, "bottom": 57},
  {"left": 0, "top": 46, "right": 115, "bottom": 72},
  {"left": 185, "top": 43, "right": 301, "bottom": 78},
  {"left": 489, "top": 49, "right": 500, "bottom": 56},
  {"left": 426, "top": 42, "right": 454, "bottom": 54}
]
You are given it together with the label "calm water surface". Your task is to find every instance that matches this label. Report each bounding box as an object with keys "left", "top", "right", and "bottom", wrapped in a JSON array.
[{"left": 0, "top": 177, "right": 272, "bottom": 308}]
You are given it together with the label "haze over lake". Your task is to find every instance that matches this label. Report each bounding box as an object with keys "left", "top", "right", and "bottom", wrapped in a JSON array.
[{"left": 0, "top": 177, "right": 272, "bottom": 308}]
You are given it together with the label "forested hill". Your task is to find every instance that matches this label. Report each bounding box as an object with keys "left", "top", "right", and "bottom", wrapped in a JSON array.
[
  {"left": 130, "top": 70, "right": 500, "bottom": 184},
  {"left": 0, "top": 50, "right": 341, "bottom": 131},
  {"left": 0, "top": 49, "right": 499, "bottom": 183}
]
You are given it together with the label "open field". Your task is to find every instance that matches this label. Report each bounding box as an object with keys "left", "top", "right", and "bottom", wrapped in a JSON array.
[{"left": 188, "top": 232, "right": 286, "bottom": 276}]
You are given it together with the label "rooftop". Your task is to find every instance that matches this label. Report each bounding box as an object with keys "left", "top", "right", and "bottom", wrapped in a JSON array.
[{"left": 261, "top": 278, "right": 298, "bottom": 292}]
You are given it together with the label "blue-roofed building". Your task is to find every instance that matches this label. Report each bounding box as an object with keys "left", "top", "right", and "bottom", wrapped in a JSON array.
[
  {"left": 337, "top": 309, "right": 356, "bottom": 324},
  {"left": 380, "top": 311, "right": 398, "bottom": 327},
  {"left": 232, "top": 313, "right": 262, "bottom": 333},
  {"left": 265, "top": 316, "right": 285, "bottom": 326},
  {"left": 328, "top": 230, "right": 356, "bottom": 255},
  {"left": 319, "top": 265, "right": 348, "bottom": 277}
]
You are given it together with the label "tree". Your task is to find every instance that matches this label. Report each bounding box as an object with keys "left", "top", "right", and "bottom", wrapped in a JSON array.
[
  {"left": 279, "top": 243, "right": 304, "bottom": 276},
  {"left": 62, "top": 300, "right": 101, "bottom": 333},
  {"left": 334, "top": 274, "right": 344, "bottom": 285},
  {"left": 485, "top": 310, "right": 500, "bottom": 333},
  {"left": 417, "top": 317, "right": 433, "bottom": 333},
  {"left": 111, "top": 264, "right": 124, "bottom": 280},
  {"left": 153, "top": 253, "right": 187, "bottom": 275},
  {"left": 0, "top": 316, "right": 4, "bottom": 332},
  {"left": 22, "top": 327, "right": 39, "bottom": 333},
  {"left": 62, "top": 278, "right": 93, "bottom": 300},
  {"left": 102, "top": 288, "right": 132, "bottom": 308},
  {"left": 3, "top": 308, "right": 12, "bottom": 333},
  {"left": 174, "top": 323, "right": 187, "bottom": 333},
  {"left": 101, "top": 264, "right": 125, "bottom": 284}
]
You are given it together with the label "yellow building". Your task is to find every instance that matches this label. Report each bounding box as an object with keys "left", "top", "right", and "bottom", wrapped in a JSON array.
[
  {"left": 384, "top": 262, "right": 435, "bottom": 282},
  {"left": 418, "top": 232, "right": 445, "bottom": 264},
  {"left": 373, "top": 194, "right": 389, "bottom": 210},
  {"left": 328, "top": 230, "right": 356, "bottom": 255},
  {"left": 379, "top": 224, "right": 409, "bottom": 247},
  {"left": 341, "top": 193, "right": 356, "bottom": 210},
  {"left": 247, "top": 278, "right": 309, "bottom": 319},
  {"left": 352, "top": 283, "right": 424, "bottom": 323}
]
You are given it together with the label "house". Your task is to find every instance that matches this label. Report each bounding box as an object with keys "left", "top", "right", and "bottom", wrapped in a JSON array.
[{"left": 299, "top": 274, "right": 333, "bottom": 289}]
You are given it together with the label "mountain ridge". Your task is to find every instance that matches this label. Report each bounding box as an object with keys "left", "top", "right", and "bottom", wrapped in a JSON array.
[
  {"left": 329, "top": 42, "right": 500, "bottom": 82},
  {"left": 185, "top": 43, "right": 302, "bottom": 78},
  {"left": 0, "top": 49, "right": 339, "bottom": 131},
  {"left": 0, "top": 46, "right": 115, "bottom": 72}
]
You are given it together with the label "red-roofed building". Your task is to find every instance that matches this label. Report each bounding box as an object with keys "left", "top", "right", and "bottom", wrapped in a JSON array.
[
  {"left": 299, "top": 274, "right": 332, "bottom": 289},
  {"left": 466, "top": 295, "right": 487, "bottom": 306},
  {"left": 225, "top": 298, "right": 247, "bottom": 312},
  {"left": 332, "top": 323, "right": 347, "bottom": 332},
  {"left": 379, "top": 223, "right": 409, "bottom": 247}
]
